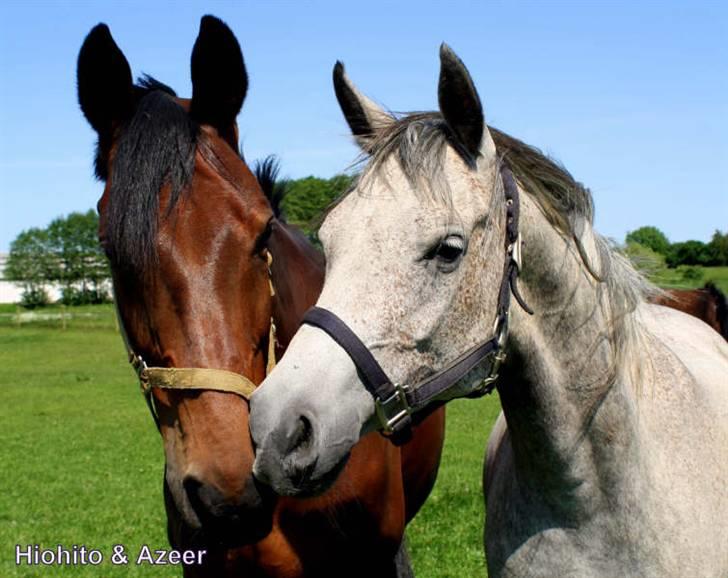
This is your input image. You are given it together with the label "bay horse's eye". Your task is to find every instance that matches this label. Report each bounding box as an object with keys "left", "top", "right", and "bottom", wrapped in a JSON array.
[
  {"left": 254, "top": 219, "right": 274, "bottom": 255},
  {"left": 424, "top": 235, "right": 466, "bottom": 269}
]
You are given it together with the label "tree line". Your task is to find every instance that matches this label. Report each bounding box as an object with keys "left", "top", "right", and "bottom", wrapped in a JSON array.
[
  {"left": 625, "top": 226, "right": 728, "bottom": 267},
  {"left": 3, "top": 210, "right": 110, "bottom": 308},
  {"left": 3, "top": 173, "right": 354, "bottom": 308},
  {"left": 5, "top": 179, "right": 724, "bottom": 308}
]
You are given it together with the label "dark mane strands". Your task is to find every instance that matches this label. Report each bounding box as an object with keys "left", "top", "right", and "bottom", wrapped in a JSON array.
[
  {"left": 489, "top": 127, "right": 594, "bottom": 232},
  {"left": 355, "top": 111, "right": 594, "bottom": 239},
  {"left": 103, "top": 76, "right": 198, "bottom": 273},
  {"left": 705, "top": 281, "right": 728, "bottom": 338},
  {"left": 342, "top": 110, "right": 657, "bottom": 377},
  {"left": 253, "top": 156, "right": 288, "bottom": 219}
]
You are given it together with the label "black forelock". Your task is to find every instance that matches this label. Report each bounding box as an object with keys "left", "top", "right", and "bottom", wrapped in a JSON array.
[
  {"left": 103, "top": 76, "right": 198, "bottom": 273},
  {"left": 93, "top": 76, "right": 178, "bottom": 181}
]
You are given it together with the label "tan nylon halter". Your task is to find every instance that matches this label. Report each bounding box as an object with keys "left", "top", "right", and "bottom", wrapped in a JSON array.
[{"left": 114, "top": 250, "right": 278, "bottom": 429}]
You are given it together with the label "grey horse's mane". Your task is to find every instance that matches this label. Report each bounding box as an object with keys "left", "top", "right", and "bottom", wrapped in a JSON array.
[{"left": 348, "top": 111, "right": 656, "bottom": 387}]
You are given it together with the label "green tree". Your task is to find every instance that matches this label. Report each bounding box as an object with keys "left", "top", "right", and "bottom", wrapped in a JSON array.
[
  {"left": 47, "top": 210, "right": 110, "bottom": 304},
  {"left": 625, "top": 226, "right": 670, "bottom": 255},
  {"left": 666, "top": 240, "right": 712, "bottom": 268},
  {"left": 5, "top": 210, "right": 111, "bottom": 307},
  {"left": 623, "top": 241, "right": 666, "bottom": 276},
  {"left": 281, "top": 174, "right": 355, "bottom": 237},
  {"left": 707, "top": 229, "right": 728, "bottom": 266},
  {"left": 4, "top": 228, "right": 55, "bottom": 308}
]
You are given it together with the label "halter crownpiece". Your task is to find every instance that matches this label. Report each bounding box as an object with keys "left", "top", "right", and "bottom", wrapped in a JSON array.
[
  {"left": 114, "top": 250, "right": 278, "bottom": 430},
  {"left": 301, "top": 163, "right": 533, "bottom": 440}
]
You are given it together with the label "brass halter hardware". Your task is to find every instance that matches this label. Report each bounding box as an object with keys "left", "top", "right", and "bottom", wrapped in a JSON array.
[{"left": 113, "top": 250, "right": 278, "bottom": 429}]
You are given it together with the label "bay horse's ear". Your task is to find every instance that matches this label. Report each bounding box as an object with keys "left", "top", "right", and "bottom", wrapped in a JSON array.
[
  {"left": 438, "top": 43, "right": 488, "bottom": 161},
  {"left": 77, "top": 24, "right": 134, "bottom": 137},
  {"left": 333, "top": 61, "right": 394, "bottom": 151},
  {"left": 190, "top": 15, "right": 247, "bottom": 145}
]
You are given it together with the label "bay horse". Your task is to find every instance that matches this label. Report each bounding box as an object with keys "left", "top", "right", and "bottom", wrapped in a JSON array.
[
  {"left": 77, "top": 16, "right": 444, "bottom": 577},
  {"left": 651, "top": 282, "right": 728, "bottom": 339},
  {"left": 249, "top": 45, "right": 728, "bottom": 576}
]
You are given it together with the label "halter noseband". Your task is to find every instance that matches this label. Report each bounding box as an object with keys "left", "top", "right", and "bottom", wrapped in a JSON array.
[
  {"left": 115, "top": 251, "right": 278, "bottom": 430},
  {"left": 301, "top": 164, "right": 533, "bottom": 440}
]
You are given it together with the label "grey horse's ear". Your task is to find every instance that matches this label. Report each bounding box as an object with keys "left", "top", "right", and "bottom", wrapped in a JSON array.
[
  {"left": 438, "top": 43, "right": 485, "bottom": 160},
  {"left": 333, "top": 61, "right": 394, "bottom": 150}
]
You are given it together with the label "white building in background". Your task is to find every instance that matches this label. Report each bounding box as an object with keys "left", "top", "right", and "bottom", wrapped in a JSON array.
[{"left": 0, "top": 252, "right": 62, "bottom": 304}]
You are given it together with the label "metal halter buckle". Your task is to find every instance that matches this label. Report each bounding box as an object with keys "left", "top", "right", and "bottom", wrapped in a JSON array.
[
  {"left": 130, "top": 355, "right": 150, "bottom": 391},
  {"left": 470, "top": 349, "right": 508, "bottom": 397},
  {"left": 375, "top": 383, "right": 412, "bottom": 434},
  {"left": 510, "top": 233, "right": 523, "bottom": 271}
]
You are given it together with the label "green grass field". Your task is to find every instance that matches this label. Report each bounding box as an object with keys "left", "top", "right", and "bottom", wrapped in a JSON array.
[
  {"left": 2, "top": 264, "right": 726, "bottom": 576},
  {"left": 0, "top": 306, "right": 500, "bottom": 577},
  {"left": 649, "top": 265, "right": 728, "bottom": 292}
]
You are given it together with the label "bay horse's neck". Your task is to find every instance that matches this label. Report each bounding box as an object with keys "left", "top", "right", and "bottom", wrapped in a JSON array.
[
  {"left": 268, "top": 221, "right": 325, "bottom": 347},
  {"left": 496, "top": 193, "right": 641, "bottom": 520}
]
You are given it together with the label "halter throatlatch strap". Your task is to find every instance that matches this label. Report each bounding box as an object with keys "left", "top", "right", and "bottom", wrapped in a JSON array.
[
  {"left": 301, "top": 163, "right": 533, "bottom": 440},
  {"left": 114, "top": 250, "right": 279, "bottom": 430}
]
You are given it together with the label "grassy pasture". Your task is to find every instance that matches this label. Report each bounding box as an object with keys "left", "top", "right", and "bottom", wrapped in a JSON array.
[
  {"left": 650, "top": 265, "right": 728, "bottom": 292},
  {"left": 0, "top": 306, "right": 499, "bottom": 577},
  {"left": 2, "top": 264, "right": 727, "bottom": 576}
]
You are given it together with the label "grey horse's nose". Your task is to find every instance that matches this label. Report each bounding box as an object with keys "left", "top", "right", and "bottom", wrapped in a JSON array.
[
  {"left": 283, "top": 415, "right": 319, "bottom": 486},
  {"left": 250, "top": 397, "right": 321, "bottom": 492}
]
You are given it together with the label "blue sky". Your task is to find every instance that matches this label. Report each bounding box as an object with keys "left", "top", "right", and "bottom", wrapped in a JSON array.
[{"left": 1, "top": 0, "right": 726, "bottom": 252}]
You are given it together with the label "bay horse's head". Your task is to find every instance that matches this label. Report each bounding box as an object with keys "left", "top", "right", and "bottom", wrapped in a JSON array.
[{"left": 78, "top": 16, "right": 275, "bottom": 545}]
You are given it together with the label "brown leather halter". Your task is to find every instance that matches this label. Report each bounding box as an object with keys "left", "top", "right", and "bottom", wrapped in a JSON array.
[
  {"left": 114, "top": 251, "right": 278, "bottom": 430},
  {"left": 302, "top": 164, "right": 533, "bottom": 439}
]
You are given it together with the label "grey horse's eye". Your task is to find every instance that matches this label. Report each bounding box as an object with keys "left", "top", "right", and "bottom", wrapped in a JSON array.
[{"left": 424, "top": 235, "right": 466, "bottom": 268}]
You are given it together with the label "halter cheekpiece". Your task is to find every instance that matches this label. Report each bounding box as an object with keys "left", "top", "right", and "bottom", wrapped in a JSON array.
[
  {"left": 301, "top": 163, "right": 533, "bottom": 441},
  {"left": 115, "top": 251, "right": 278, "bottom": 430}
]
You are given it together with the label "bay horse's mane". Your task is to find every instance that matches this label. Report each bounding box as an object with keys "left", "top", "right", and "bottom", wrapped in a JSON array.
[
  {"left": 101, "top": 76, "right": 289, "bottom": 273},
  {"left": 704, "top": 282, "right": 728, "bottom": 338},
  {"left": 102, "top": 75, "right": 198, "bottom": 273},
  {"left": 253, "top": 155, "right": 288, "bottom": 219}
]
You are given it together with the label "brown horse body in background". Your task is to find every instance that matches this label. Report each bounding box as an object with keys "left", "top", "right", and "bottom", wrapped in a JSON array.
[
  {"left": 78, "top": 16, "right": 444, "bottom": 577},
  {"left": 651, "top": 282, "right": 728, "bottom": 340}
]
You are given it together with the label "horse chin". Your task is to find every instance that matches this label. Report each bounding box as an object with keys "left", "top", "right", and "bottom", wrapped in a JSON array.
[
  {"left": 256, "top": 450, "right": 351, "bottom": 498},
  {"left": 292, "top": 450, "right": 351, "bottom": 498},
  {"left": 165, "top": 471, "right": 276, "bottom": 548},
  {"left": 195, "top": 516, "right": 274, "bottom": 549}
]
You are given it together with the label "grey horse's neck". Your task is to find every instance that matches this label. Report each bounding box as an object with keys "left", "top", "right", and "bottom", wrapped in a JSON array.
[{"left": 497, "top": 194, "right": 642, "bottom": 523}]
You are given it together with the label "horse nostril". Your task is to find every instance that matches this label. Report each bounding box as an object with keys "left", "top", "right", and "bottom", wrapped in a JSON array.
[
  {"left": 183, "top": 475, "right": 207, "bottom": 514},
  {"left": 287, "top": 415, "right": 313, "bottom": 455},
  {"left": 181, "top": 473, "right": 275, "bottom": 545}
]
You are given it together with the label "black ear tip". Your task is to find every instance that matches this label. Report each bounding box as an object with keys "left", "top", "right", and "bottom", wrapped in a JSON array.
[
  {"left": 333, "top": 61, "right": 345, "bottom": 80},
  {"left": 439, "top": 43, "right": 462, "bottom": 67},
  {"left": 89, "top": 23, "right": 111, "bottom": 36},
  {"left": 199, "top": 14, "right": 230, "bottom": 35},
  {"left": 84, "top": 23, "right": 113, "bottom": 46}
]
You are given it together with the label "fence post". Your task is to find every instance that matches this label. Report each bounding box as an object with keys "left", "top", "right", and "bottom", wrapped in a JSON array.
[{"left": 61, "top": 304, "right": 67, "bottom": 331}]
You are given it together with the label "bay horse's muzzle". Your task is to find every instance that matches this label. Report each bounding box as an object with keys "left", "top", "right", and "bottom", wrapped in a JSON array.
[{"left": 182, "top": 472, "right": 275, "bottom": 546}]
